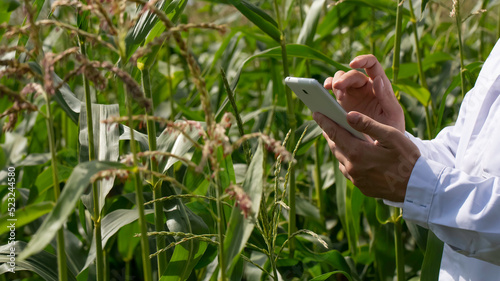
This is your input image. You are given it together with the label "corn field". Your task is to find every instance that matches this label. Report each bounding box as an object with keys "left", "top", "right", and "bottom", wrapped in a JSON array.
[{"left": 0, "top": 0, "right": 498, "bottom": 280}]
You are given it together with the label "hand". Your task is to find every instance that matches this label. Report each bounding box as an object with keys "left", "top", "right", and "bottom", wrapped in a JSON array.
[
  {"left": 324, "top": 55, "right": 405, "bottom": 133},
  {"left": 313, "top": 111, "right": 420, "bottom": 202}
]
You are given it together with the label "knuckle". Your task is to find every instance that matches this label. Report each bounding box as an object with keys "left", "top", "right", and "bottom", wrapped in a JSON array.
[
  {"left": 345, "top": 162, "right": 358, "bottom": 178},
  {"left": 346, "top": 148, "right": 360, "bottom": 163}
]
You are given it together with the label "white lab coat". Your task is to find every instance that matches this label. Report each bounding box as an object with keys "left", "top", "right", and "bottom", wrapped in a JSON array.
[{"left": 402, "top": 39, "right": 500, "bottom": 279}]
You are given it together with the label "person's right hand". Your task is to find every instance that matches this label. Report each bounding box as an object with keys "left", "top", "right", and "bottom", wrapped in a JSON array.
[{"left": 324, "top": 55, "right": 405, "bottom": 133}]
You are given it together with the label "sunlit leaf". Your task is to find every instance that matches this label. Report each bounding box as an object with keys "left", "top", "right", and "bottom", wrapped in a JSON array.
[
  {"left": 18, "top": 161, "right": 127, "bottom": 261},
  {"left": 296, "top": 0, "right": 325, "bottom": 46},
  {"left": 228, "top": 0, "right": 280, "bottom": 42}
]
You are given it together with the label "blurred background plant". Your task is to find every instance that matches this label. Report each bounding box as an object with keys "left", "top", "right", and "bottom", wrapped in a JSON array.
[{"left": 0, "top": 0, "right": 497, "bottom": 280}]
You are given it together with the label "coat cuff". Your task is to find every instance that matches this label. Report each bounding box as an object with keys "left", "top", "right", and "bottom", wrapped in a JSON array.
[{"left": 402, "top": 156, "right": 446, "bottom": 228}]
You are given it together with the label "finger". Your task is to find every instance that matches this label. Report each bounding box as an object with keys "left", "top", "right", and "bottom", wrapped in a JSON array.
[
  {"left": 322, "top": 132, "right": 349, "bottom": 165},
  {"left": 372, "top": 76, "right": 400, "bottom": 116},
  {"left": 346, "top": 111, "right": 399, "bottom": 147},
  {"left": 332, "top": 70, "right": 370, "bottom": 91},
  {"left": 324, "top": 77, "right": 333, "bottom": 90},
  {"left": 313, "top": 112, "right": 361, "bottom": 153},
  {"left": 338, "top": 162, "right": 353, "bottom": 182},
  {"left": 324, "top": 71, "right": 346, "bottom": 90},
  {"left": 349, "top": 54, "right": 387, "bottom": 81}
]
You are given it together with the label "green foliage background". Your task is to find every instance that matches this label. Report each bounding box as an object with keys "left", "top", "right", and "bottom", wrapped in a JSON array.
[{"left": 0, "top": 0, "right": 498, "bottom": 280}]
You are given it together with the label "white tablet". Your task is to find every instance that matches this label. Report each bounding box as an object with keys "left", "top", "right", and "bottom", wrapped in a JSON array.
[{"left": 285, "top": 77, "right": 368, "bottom": 141}]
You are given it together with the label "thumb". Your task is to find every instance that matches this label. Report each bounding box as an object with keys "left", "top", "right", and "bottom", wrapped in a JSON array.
[{"left": 346, "top": 111, "right": 397, "bottom": 145}]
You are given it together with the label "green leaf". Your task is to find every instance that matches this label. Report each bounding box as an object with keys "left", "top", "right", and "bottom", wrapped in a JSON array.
[
  {"left": 156, "top": 120, "right": 202, "bottom": 173},
  {"left": 18, "top": 161, "right": 127, "bottom": 261},
  {"left": 341, "top": 0, "right": 409, "bottom": 16},
  {"left": 34, "top": 164, "right": 74, "bottom": 200},
  {"left": 79, "top": 103, "right": 120, "bottom": 214},
  {"left": 0, "top": 202, "right": 54, "bottom": 236},
  {"left": 394, "top": 82, "right": 431, "bottom": 107},
  {"left": 422, "top": 0, "right": 430, "bottom": 13},
  {"left": 375, "top": 199, "right": 391, "bottom": 224},
  {"left": 0, "top": 241, "right": 77, "bottom": 281},
  {"left": 0, "top": 0, "right": 20, "bottom": 12},
  {"left": 82, "top": 208, "right": 155, "bottom": 271},
  {"left": 18, "top": 153, "right": 51, "bottom": 166},
  {"left": 161, "top": 182, "right": 209, "bottom": 280},
  {"left": 386, "top": 52, "right": 454, "bottom": 80},
  {"left": 420, "top": 231, "right": 444, "bottom": 281},
  {"left": 118, "top": 221, "right": 141, "bottom": 261},
  {"left": 223, "top": 142, "right": 263, "bottom": 274},
  {"left": 295, "top": 121, "right": 322, "bottom": 156},
  {"left": 310, "top": 271, "right": 353, "bottom": 281},
  {"left": 16, "top": 0, "right": 44, "bottom": 48},
  {"left": 0, "top": 146, "right": 5, "bottom": 170},
  {"left": 126, "top": 0, "right": 188, "bottom": 62},
  {"left": 296, "top": 0, "right": 325, "bottom": 46},
  {"left": 126, "top": 0, "right": 168, "bottom": 56},
  {"left": 229, "top": 0, "right": 280, "bottom": 42}
]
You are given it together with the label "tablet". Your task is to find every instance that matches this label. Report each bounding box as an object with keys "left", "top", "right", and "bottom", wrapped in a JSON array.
[{"left": 285, "top": 77, "right": 368, "bottom": 141}]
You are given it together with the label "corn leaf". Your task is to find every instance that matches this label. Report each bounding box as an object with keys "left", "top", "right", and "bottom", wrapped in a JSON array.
[
  {"left": 156, "top": 120, "right": 203, "bottom": 173},
  {"left": 0, "top": 241, "right": 77, "bottom": 280},
  {"left": 296, "top": 0, "right": 325, "bottom": 46},
  {"left": 422, "top": 0, "right": 430, "bottom": 13},
  {"left": 118, "top": 221, "right": 141, "bottom": 261},
  {"left": 18, "top": 161, "right": 127, "bottom": 261},
  {"left": 310, "top": 271, "right": 353, "bottom": 281},
  {"left": 341, "top": 0, "right": 409, "bottom": 16},
  {"left": 394, "top": 82, "right": 431, "bottom": 107},
  {"left": 82, "top": 208, "right": 155, "bottom": 271},
  {"left": 16, "top": 0, "right": 44, "bottom": 48},
  {"left": 79, "top": 103, "right": 120, "bottom": 215},
  {"left": 160, "top": 182, "right": 209, "bottom": 280},
  {"left": 420, "top": 231, "right": 444, "bottom": 281},
  {"left": 223, "top": 142, "right": 263, "bottom": 274},
  {"left": 229, "top": 0, "right": 280, "bottom": 42},
  {"left": 0, "top": 202, "right": 54, "bottom": 236}
]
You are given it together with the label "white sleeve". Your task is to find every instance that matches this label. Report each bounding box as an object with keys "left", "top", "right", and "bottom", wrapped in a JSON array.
[{"left": 403, "top": 156, "right": 500, "bottom": 266}]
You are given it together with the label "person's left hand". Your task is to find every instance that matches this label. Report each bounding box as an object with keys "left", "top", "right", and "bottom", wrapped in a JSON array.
[{"left": 313, "top": 111, "right": 421, "bottom": 202}]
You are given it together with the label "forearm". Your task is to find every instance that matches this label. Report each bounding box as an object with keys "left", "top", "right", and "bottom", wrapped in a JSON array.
[{"left": 403, "top": 156, "right": 500, "bottom": 265}]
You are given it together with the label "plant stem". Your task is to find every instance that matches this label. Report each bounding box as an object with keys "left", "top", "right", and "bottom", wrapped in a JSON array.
[
  {"left": 392, "top": 0, "right": 404, "bottom": 84},
  {"left": 44, "top": 95, "right": 67, "bottom": 281},
  {"left": 214, "top": 172, "right": 226, "bottom": 281},
  {"left": 479, "top": 0, "right": 490, "bottom": 61},
  {"left": 454, "top": 0, "right": 466, "bottom": 98},
  {"left": 392, "top": 3, "right": 405, "bottom": 280},
  {"left": 166, "top": 41, "right": 175, "bottom": 121},
  {"left": 497, "top": 5, "right": 500, "bottom": 39},
  {"left": 313, "top": 139, "right": 323, "bottom": 217},
  {"left": 273, "top": 0, "right": 297, "bottom": 259},
  {"left": 141, "top": 67, "right": 167, "bottom": 276},
  {"left": 221, "top": 68, "right": 251, "bottom": 164},
  {"left": 80, "top": 36, "right": 105, "bottom": 281},
  {"left": 393, "top": 208, "right": 405, "bottom": 281},
  {"left": 408, "top": 0, "right": 428, "bottom": 90},
  {"left": 124, "top": 83, "right": 153, "bottom": 281},
  {"left": 125, "top": 260, "right": 131, "bottom": 281}
]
